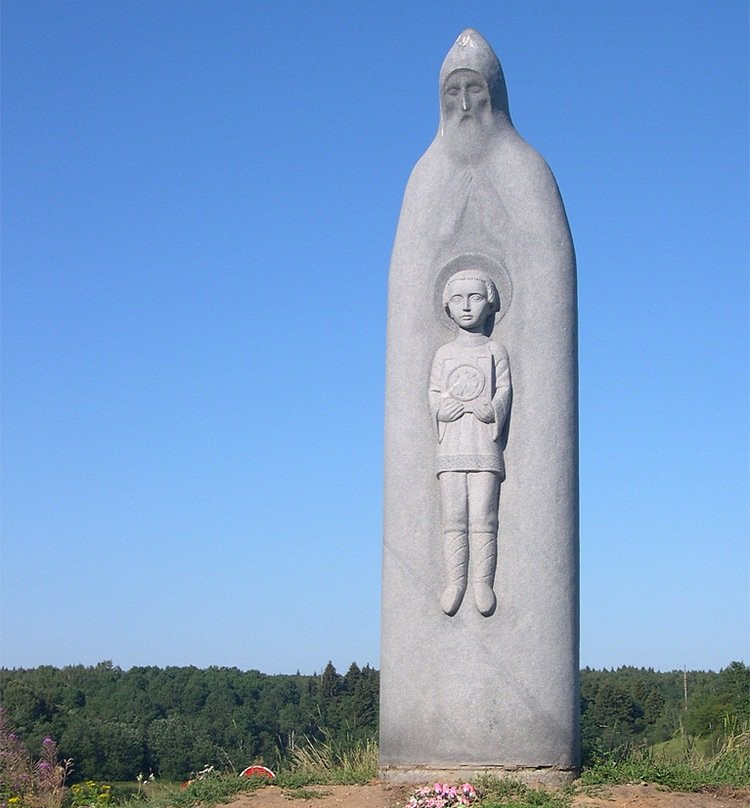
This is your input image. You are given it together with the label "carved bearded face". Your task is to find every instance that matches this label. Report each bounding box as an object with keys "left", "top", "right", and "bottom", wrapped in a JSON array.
[
  {"left": 442, "top": 69, "right": 492, "bottom": 130},
  {"left": 446, "top": 277, "right": 493, "bottom": 331},
  {"left": 440, "top": 69, "right": 494, "bottom": 161}
]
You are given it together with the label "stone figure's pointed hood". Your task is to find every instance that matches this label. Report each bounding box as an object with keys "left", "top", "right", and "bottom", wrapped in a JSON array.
[{"left": 439, "top": 28, "right": 510, "bottom": 122}]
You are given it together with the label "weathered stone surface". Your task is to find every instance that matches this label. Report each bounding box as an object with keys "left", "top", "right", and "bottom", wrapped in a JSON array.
[{"left": 380, "top": 29, "right": 579, "bottom": 781}]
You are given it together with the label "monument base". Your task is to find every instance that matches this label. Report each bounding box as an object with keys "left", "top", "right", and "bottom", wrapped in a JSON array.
[{"left": 379, "top": 765, "right": 578, "bottom": 788}]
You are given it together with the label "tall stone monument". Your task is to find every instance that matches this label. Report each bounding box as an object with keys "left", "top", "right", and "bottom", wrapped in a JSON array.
[{"left": 380, "top": 29, "right": 579, "bottom": 783}]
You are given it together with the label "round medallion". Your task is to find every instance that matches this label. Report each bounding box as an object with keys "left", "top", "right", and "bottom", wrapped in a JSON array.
[{"left": 447, "top": 364, "right": 485, "bottom": 401}]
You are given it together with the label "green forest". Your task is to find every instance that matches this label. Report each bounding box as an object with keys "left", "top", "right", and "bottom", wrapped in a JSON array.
[{"left": 1, "top": 661, "right": 747, "bottom": 783}]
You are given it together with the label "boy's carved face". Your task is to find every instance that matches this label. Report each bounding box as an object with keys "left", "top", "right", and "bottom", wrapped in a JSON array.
[{"left": 446, "top": 278, "right": 492, "bottom": 331}]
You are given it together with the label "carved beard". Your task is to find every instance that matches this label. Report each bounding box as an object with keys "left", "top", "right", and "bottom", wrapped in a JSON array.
[{"left": 442, "top": 113, "right": 494, "bottom": 164}]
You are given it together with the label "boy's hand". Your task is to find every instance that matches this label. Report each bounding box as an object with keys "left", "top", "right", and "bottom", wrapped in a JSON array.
[
  {"left": 437, "top": 399, "right": 465, "bottom": 421},
  {"left": 473, "top": 402, "right": 495, "bottom": 423}
]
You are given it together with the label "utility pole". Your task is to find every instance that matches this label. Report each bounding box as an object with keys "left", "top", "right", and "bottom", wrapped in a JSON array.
[{"left": 683, "top": 667, "right": 688, "bottom": 709}]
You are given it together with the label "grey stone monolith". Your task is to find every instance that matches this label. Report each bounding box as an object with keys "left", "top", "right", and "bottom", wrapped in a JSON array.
[{"left": 380, "top": 29, "right": 579, "bottom": 784}]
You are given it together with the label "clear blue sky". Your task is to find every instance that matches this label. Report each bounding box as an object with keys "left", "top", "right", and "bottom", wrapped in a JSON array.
[{"left": 2, "top": 0, "right": 748, "bottom": 676}]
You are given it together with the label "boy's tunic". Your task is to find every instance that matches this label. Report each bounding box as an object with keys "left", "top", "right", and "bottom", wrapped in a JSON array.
[{"left": 429, "top": 335, "right": 511, "bottom": 479}]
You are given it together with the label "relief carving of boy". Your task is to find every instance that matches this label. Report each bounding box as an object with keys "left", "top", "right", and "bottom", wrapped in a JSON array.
[{"left": 429, "top": 268, "right": 511, "bottom": 616}]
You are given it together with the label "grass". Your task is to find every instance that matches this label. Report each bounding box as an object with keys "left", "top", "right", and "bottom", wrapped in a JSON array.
[
  {"left": 92, "top": 726, "right": 749, "bottom": 808},
  {"left": 472, "top": 776, "right": 572, "bottom": 808},
  {"left": 277, "top": 733, "right": 378, "bottom": 786},
  {"left": 579, "top": 723, "right": 750, "bottom": 792},
  {"left": 107, "top": 781, "right": 181, "bottom": 805},
  {"left": 277, "top": 787, "right": 330, "bottom": 800},
  {"left": 149, "top": 775, "right": 265, "bottom": 808},
  {"left": 106, "top": 735, "right": 378, "bottom": 808}
]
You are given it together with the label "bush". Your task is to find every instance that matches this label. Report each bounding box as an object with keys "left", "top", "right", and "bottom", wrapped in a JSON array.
[
  {"left": 0, "top": 708, "right": 71, "bottom": 808},
  {"left": 68, "top": 782, "right": 111, "bottom": 808}
]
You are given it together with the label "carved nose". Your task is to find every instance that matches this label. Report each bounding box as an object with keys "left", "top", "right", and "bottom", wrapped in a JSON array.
[{"left": 461, "top": 90, "right": 470, "bottom": 111}]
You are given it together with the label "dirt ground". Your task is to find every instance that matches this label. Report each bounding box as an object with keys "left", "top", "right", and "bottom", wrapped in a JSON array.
[
  {"left": 226, "top": 782, "right": 750, "bottom": 808},
  {"left": 572, "top": 784, "right": 749, "bottom": 808}
]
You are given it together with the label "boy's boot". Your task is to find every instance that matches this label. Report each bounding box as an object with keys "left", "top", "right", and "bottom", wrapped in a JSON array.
[
  {"left": 440, "top": 530, "right": 468, "bottom": 615},
  {"left": 472, "top": 530, "right": 497, "bottom": 616}
]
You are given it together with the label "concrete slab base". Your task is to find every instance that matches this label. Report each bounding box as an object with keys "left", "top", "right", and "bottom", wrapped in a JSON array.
[{"left": 379, "top": 765, "right": 578, "bottom": 788}]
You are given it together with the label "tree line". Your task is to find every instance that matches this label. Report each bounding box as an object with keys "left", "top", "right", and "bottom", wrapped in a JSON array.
[
  {"left": 1, "top": 661, "right": 747, "bottom": 781},
  {"left": 0, "top": 661, "right": 377, "bottom": 781},
  {"left": 580, "top": 661, "right": 749, "bottom": 759}
]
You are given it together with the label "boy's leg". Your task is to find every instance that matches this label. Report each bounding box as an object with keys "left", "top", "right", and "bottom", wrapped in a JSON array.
[
  {"left": 438, "top": 471, "right": 469, "bottom": 615},
  {"left": 468, "top": 471, "right": 500, "bottom": 616}
]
